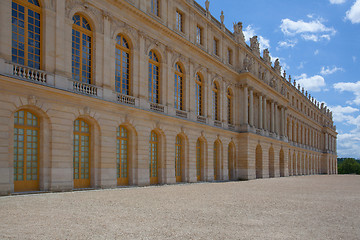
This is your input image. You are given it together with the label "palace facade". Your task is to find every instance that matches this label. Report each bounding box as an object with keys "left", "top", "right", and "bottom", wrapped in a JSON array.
[{"left": 0, "top": 0, "right": 337, "bottom": 194}]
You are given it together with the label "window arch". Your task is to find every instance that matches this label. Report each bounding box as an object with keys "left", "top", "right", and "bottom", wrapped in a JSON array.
[
  {"left": 195, "top": 73, "right": 203, "bottom": 116},
  {"left": 175, "top": 135, "right": 183, "bottom": 182},
  {"left": 115, "top": 35, "right": 131, "bottom": 95},
  {"left": 149, "top": 130, "right": 159, "bottom": 184},
  {"left": 12, "top": 0, "right": 41, "bottom": 69},
  {"left": 14, "top": 110, "right": 40, "bottom": 192},
  {"left": 227, "top": 88, "right": 233, "bottom": 124},
  {"left": 174, "top": 63, "right": 184, "bottom": 110},
  {"left": 149, "top": 50, "right": 160, "bottom": 103},
  {"left": 73, "top": 119, "right": 91, "bottom": 188},
  {"left": 72, "top": 14, "right": 92, "bottom": 84},
  {"left": 117, "top": 126, "right": 129, "bottom": 186},
  {"left": 212, "top": 82, "right": 220, "bottom": 121}
]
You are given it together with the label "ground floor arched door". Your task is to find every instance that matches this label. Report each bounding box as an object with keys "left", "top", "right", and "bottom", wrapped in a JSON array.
[
  {"left": 14, "top": 110, "right": 40, "bottom": 192},
  {"left": 73, "top": 119, "right": 91, "bottom": 188}
]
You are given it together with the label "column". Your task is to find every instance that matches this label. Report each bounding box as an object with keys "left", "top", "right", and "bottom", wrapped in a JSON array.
[
  {"left": 243, "top": 86, "right": 248, "bottom": 125},
  {"left": 270, "top": 101, "right": 275, "bottom": 132},
  {"left": 281, "top": 107, "right": 285, "bottom": 136},
  {"left": 258, "top": 95, "right": 263, "bottom": 129},
  {"left": 289, "top": 119, "right": 293, "bottom": 141},
  {"left": 249, "top": 88, "right": 254, "bottom": 126},
  {"left": 263, "top": 96, "right": 267, "bottom": 130}
]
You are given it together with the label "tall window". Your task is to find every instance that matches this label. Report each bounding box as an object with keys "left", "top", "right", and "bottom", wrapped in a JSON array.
[
  {"left": 196, "top": 139, "right": 201, "bottom": 181},
  {"left": 212, "top": 82, "right": 220, "bottom": 121},
  {"left": 151, "top": 0, "right": 159, "bottom": 17},
  {"left": 115, "top": 35, "right": 130, "bottom": 95},
  {"left": 175, "top": 135, "right": 183, "bottom": 182},
  {"left": 196, "top": 26, "right": 202, "bottom": 45},
  {"left": 228, "top": 143, "right": 234, "bottom": 180},
  {"left": 214, "top": 141, "right": 219, "bottom": 180},
  {"left": 14, "top": 110, "right": 39, "bottom": 192},
  {"left": 73, "top": 119, "right": 91, "bottom": 188},
  {"left": 117, "top": 126, "right": 128, "bottom": 186},
  {"left": 195, "top": 73, "right": 203, "bottom": 116},
  {"left": 176, "top": 10, "right": 183, "bottom": 32},
  {"left": 149, "top": 131, "right": 158, "bottom": 184},
  {"left": 12, "top": 0, "right": 41, "bottom": 69},
  {"left": 72, "top": 14, "right": 92, "bottom": 84},
  {"left": 149, "top": 50, "right": 160, "bottom": 103},
  {"left": 227, "top": 48, "right": 232, "bottom": 65},
  {"left": 227, "top": 88, "right": 233, "bottom": 124},
  {"left": 213, "top": 38, "right": 219, "bottom": 56},
  {"left": 174, "top": 63, "right": 184, "bottom": 110}
]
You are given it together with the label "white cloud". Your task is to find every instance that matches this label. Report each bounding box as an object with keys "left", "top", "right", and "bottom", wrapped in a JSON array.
[
  {"left": 320, "top": 66, "right": 344, "bottom": 75},
  {"left": 297, "top": 62, "right": 305, "bottom": 69},
  {"left": 353, "top": 56, "right": 357, "bottom": 62},
  {"left": 295, "top": 73, "right": 326, "bottom": 92},
  {"left": 314, "top": 50, "right": 319, "bottom": 55},
  {"left": 280, "top": 18, "right": 336, "bottom": 42},
  {"left": 346, "top": 0, "right": 360, "bottom": 23},
  {"left": 333, "top": 81, "right": 360, "bottom": 105},
  {"left": 328, "top": 105, "right": 359, "bottom": 122},
  {"left": 337, "top": 132, "right": 360, "bottom": 158},
  {"left": 330, "top": 0, "right": 346, "bottom": 4},
  {"left": 243, "top": 25, "right": 271, "bottom": 52},
  {"left": 277, "top": 39, "right": 298, "bottom": 49}
]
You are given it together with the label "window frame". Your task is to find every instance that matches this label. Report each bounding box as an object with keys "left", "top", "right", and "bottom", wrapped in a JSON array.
[{"left": 115, "top": 35, "right": 131, "bottom": 95}]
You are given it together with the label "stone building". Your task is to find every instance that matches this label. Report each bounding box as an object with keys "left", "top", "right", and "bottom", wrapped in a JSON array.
[{"left": 0, "top": 0, "right": 337, "bottom": 194}]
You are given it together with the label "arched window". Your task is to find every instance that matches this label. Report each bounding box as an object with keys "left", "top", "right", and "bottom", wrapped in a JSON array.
[
  {"left": 72, "top": 14, "right": 92, "bottom": 84},
  {"left": 149, "top": 51, "right": 160, "bottom": 103},
  {"left": 195, "top": 73, "right": 203, "bottom": 116},
  {"left": 117, "top": 126, "right": 128, "bottom": 186},
  {"left": 174, "top": 63, "right": 184, "bottom": 110},
  {"left": 73, "top": 119, "right": 91, "bottom": 188},
  {"left": 175, "top": 135, "right": 183, "bottom": 182},
  {"left": 149, "top": 131, "right": 158, "bottom": 184},
  {"left": 196, "top": 139, "right": 202, "bottom": 181},
  {"left": 212, "top": 82, "right": 220, "bottom": 121},
  {"left": 115, "top": 35, "right": 131, "bottom": 95},
  {"left": 14, "top": 110, "right": 39, "bottom": 192},
  {"left": 12, "top": 0, "right": 41, "bottom": 69},
  {"left": 227, "top": 88, "right": 233, "bottom": 124}
]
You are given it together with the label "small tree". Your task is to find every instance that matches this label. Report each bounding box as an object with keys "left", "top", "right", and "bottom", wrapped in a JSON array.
[{"left": 338, "top": 158, "right": 360, "bottom": 175}]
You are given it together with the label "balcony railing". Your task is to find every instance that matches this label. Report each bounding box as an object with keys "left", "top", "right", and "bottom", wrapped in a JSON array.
[
  {"left": 72, "top": 80, "right": 98, "bottom": 96},
  {"left": 176, "top": 109, "right": 188, "bottom": 118},
  {"left": 214, "top": 120, "right": 222, "bottom": 127},
  {"left": 197, "top": 115, "right": 206, "bottom": 123},
  {"left": 13, "top": 64, "right": 47, "bottom": 83},
  {"left": 150, "top": 102, "right": 165, "bottom": 113},
  {"left": 117, "top": 93, "right": 135, "bottom": 105}
]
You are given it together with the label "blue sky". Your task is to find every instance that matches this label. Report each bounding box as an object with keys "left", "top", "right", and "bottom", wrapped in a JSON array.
[{"left": 198, "top": 0, "right": 360, "bottom": 158}]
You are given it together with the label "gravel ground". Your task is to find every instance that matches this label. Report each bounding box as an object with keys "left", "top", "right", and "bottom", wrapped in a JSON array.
[{"left": 0, "top": 175, "right": 359, "bottom": 240}]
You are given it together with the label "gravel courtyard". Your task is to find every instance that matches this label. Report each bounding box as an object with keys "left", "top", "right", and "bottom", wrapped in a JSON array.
[{"left": 0, "top": 175, "right": 359, "bottom": 240}]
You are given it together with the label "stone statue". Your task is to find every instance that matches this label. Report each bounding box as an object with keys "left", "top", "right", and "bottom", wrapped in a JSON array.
[
  {"left": 243, "top": 55, "right": 251, "bottom": 71},
  {"left": 274, "top": 58, "right": 281, "bottom": 75},
  {"left": 289, "top": 75, "right": 292, "bottom": 82},
  {"left": 250, "top": 36, "right": 260, "bottom": 55},
  {"left": 205, "top": 0, "right": 210, "bottom": 12},
  {"left": 263, "top": 49, "right": 271, "bottom": 64},
  {"left": 233, "top": 22, "right": 245, "bottom": 42},
  {"left": 283, "top": 70, "right": 286, "bottom": 79},
  {"left": 220, "top": 11, "right": 224, "bottom": 25},
  {"left": 293, "top": 79, "right": 296, "bottom": 86}
]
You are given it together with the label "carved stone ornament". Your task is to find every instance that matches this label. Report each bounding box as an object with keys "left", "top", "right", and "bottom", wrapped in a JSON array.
[
  {"left": 205, "top": 0, "right": 210, "bottom": 12},
  {"left": 220, "top": 11, "right": 224, "bottom": 25}
]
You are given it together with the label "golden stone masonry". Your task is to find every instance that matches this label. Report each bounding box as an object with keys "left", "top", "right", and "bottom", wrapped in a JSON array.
[{"left": 0, "top": 0, "right": 337, "bottom": 194}]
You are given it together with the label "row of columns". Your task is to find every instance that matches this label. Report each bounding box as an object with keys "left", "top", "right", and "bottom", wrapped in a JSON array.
[{"left": 243, "top": 86, "right": 287, "bottom": 136}]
